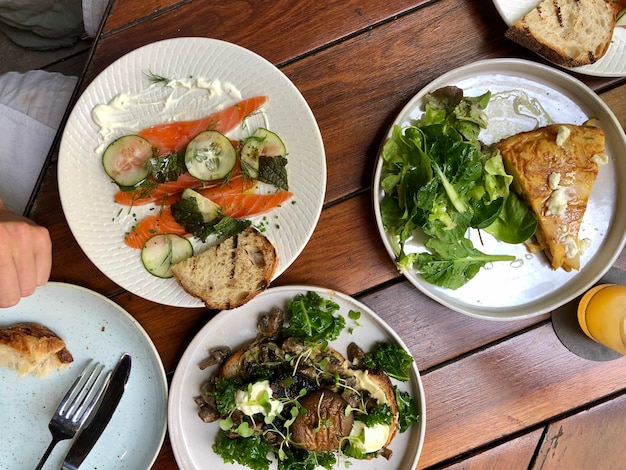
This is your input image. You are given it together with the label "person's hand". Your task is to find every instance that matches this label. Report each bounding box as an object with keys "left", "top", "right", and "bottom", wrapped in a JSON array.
[{"left": 0, "top": 198, "right": 52, "bottom": 307}]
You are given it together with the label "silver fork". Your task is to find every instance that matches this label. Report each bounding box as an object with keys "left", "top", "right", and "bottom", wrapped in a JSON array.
[{"left": 33, "top": 361, "right": 111, "bottom": 470}]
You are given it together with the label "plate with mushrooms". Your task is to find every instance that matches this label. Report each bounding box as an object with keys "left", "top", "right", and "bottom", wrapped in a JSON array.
[{"left": 168, "top": 285, "right": 425, "bottom": 469}]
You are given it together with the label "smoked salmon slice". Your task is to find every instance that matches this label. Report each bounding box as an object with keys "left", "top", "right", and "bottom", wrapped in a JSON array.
[
  {"left": 115, "top": 172, "right": 204, "bottom": 206},
  {"left": 138, "top": 96, "right": 268, "bottom": 155},
  {"left": 114, "top": 168, "right": 255, "bottom": 207},
  {"left": 125, "top": 190, "right": 293, "bottom": 249},
  {"left": 125, "top": 207, "right": 188, "bottom": 249},
  {"left": 210, "top": 191, "right": 294, "bottom": 219}
]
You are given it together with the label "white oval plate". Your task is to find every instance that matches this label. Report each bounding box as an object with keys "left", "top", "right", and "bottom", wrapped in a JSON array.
[
  {"left": 58, "top": 37, "right": 326, "bottom": 307},
  {"left": 168, "top": 285, "right": 426, "bottom": 469},
  {"left": 373, "top": 58, "right": 626, "bottom": 320},
  {"left": 493, "top": 0, "right": 626, "bottom": 77},
  {"left": 0, "top": 282, "right": 167, "bottom": 469}
]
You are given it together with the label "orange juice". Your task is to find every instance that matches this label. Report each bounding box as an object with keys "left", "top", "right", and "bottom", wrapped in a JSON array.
[{"left": 577, "top": 284, "right": 626, "bottom": 356}]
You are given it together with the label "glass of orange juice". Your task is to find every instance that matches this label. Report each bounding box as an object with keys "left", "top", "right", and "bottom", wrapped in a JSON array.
[{"left": 577, "top": 284, "right": 626, "bottom": 356}]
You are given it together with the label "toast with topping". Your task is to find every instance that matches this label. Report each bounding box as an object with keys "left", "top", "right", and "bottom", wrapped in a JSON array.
[
  {"left": 171, "top": 227, "right": 278, "bottom": 310},
  {"left": 505, "top": 0, "right": 617, "bottom": 67}
]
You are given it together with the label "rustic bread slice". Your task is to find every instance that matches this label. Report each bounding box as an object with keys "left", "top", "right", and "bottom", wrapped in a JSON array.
[
  {"left": 171, "top": 227, "right": 278, "bottom": 310},
  {"left": 0, "top": 322, "right": 73, "bottom": 378},
  {"left": 505, "top": 0, "right": 617, "bottom": 67},
  {"left": 495, "top": 124, "right": 606, "bottom": 271}
]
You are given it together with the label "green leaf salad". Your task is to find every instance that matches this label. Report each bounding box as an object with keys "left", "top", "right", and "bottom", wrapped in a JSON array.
[{"left": 379, "top": 86, "right": 537, "bottom": 289}]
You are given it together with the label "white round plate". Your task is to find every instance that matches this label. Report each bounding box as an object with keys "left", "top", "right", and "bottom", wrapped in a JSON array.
[
  {"left": 58, "top": 37, "right": 326, "bottom": 307},
  {"left": 373, "top": 58, "right": 626, "bottom": 320},
  {"left": 493, "top": 0, "right": 626, "bottom": 77},
  {"left": 0, "top": 282, "right": 167, "bottom": 469},
  {"left": 168, "top": 285, "right": 426, "bottom": 469}
]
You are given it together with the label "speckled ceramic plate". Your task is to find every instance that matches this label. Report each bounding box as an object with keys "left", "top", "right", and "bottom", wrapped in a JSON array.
[
  {"left": 168, "top": 285, "right": 426, "bottom": 469},
  {"left": 58, "top": 37, "right": 326, "bottom": 307},
  {"left": 0, "top": 282, "right": 167, "bottom": 469},
  {"left": 373, "top": 58, "right": 626, "bottom": 320},
  {"left": 493, "top": 0, "right": 626, "bottom": 77}
]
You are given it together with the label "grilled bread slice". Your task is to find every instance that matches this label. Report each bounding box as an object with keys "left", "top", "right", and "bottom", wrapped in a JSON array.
[
  {"left": 495, "top": 124, "right": 606, "bottom": 271},
  {"left": 505, "top": 0, "right": 617, "bottom": 67},
  {"left": 171, "top": 227, "right": 278, "bottom": 310},
  {"left": 0, "top": 322, "right": 73, "bottom": 378}
]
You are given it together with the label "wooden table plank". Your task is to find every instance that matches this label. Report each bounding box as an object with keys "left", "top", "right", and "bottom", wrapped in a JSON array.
[
  {"left": 533, "top": 393, "right": 626, "bottom": 469},
  {"left": 89, "top": 0, "right": 438, "bottom": 85},
  {"left": 444, "top": 428, "right": 544, "bottom": 469},
  {"left": 358, "top": 281, "right": 550, "bottom": 371},
  {"left": 601, "top": 82, "right": 626, "bottom": 130},
  {"left": 104, "top": 0, "right": 188, "bottom": 32},
  {"left": 418, "top": 324, "right": 626, "bottom": 468}
]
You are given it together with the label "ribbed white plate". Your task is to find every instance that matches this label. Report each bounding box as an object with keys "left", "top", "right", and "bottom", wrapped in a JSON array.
[
  {"left": 0, "top": 282, "right": 167, "bottom": 469},
  {"left": 493, "top": 0, "right": 626, "bottom": 77},
  {"left": 58, "top": 38, "right": 326, "bottom": 307},
  {"left": 373, "top": 59, "right": 626, "bottom": 320},
  {"left": 168, "top": 285, "right": 426, "bottom": 470}
]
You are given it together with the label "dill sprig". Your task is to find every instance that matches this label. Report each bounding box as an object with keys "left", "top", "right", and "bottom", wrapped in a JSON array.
[{"left": 144, "top": 70, "right": 172, "bottom": 84}]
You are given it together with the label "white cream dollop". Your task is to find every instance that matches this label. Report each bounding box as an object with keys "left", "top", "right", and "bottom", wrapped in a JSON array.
[
  {"left": 235, "top": 380, "right": 284, "bottom": 418},
  {"left": 349, "top": 421, "right": 391, "bottom": 453},
  {"left": 91, "top": 77, "right": 243, "bottom": 153}
]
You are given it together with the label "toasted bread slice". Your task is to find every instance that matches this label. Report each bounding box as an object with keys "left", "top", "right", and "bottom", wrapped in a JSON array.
[
  {"left": 495, "top": 124, "right": 606, "bottom": 271},
  {"left": 0, "top": 322, "right": 73, "bottom": 378},
  {"left": 505, "top": 0, "right": 617, "bottom": 67},
  {"left": 171, "top": 227, "right": 278, "bottom": 310},
  {"left": 349, "top": 369, "right": 399, "bottom": 448}
]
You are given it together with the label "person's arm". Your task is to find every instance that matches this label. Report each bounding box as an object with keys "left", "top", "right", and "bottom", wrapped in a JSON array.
[{"left": 0, "top": 197, "right": 52, "bottom": 307}]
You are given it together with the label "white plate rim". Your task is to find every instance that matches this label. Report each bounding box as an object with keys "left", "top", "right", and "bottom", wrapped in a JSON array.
[
  {"left": 372, "top": 58, "right": 626, "bottom": 320},
  {"left": 167, "top": 284, "right": 426, "bottom": 469},
  {"left": 0, "top": 281, "right": 168, "bottom": 469},
  {"left": 58, "top": 37, "right": 326, "bottom": 307}
]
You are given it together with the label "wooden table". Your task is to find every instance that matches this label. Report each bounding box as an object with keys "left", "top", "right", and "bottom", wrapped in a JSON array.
[{"left": 29, "top": 0, "right": 626, "bottom": 468}]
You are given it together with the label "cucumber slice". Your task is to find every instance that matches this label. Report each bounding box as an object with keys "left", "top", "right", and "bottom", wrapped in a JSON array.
[
  {"left": 181, "top": 188, "right": 221, "bottom": 222},
  {"left": 185, "top": 130, "right": 236, "bottom": 181},
  {"left": 102, "top": 134, "right": 153, "bottom": 187},
  {"left": 240, "top": 128, "right": 286, "bottom": 179},
  {"left": 141, "top": 233, "right": 193, "bottom": 278}
]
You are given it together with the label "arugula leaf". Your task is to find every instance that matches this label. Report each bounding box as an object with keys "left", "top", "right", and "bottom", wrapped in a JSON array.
[
  {"left": 416, "top": 236, "right": 515, "bottom": 289},
  {"left": 213, "top": 430, "right": 272, "bottom": 470},
  {"left": 395, "top": 387, "right": 420, "bottom": 433},
  {"left": 362, "top": 342, "right": 414, "bottom": 382},
  {"left": 284, "top": 291, "right": 345, "bottom": 343}
]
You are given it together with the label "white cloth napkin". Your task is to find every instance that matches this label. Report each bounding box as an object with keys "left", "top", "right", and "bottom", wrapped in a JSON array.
[
  {"left": 0, "top": 70, "right": 77, "bottom": 214},
  {"left": 82, "top": 0, "right": 109, "bottom": 38}
]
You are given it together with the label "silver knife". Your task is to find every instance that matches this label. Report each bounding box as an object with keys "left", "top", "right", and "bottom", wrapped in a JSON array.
[{"left": 61, "top": 353, "right": 132, "bottom": 470}]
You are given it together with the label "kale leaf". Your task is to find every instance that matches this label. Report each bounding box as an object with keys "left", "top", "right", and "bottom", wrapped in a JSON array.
[
  {"left": 362, "top": 342, "right": 414, "bottom": 382},
  {"left": 355, "top": 403, "right": 394, "bottom": 427},
  {"left": 283, "top": 291, "right": 345, "bottom": 343},
  {"left": 395, "top": 387, "right": 420, "bottom": 433},
  {"left": 213, "top": 430, "right": 272, "bottom": 470},
  {"left": 277, "top": 447, "right": 336, "bottom": 470},
  {"left": 210, "top": 377, "right": 242, "bottom": 415}
]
